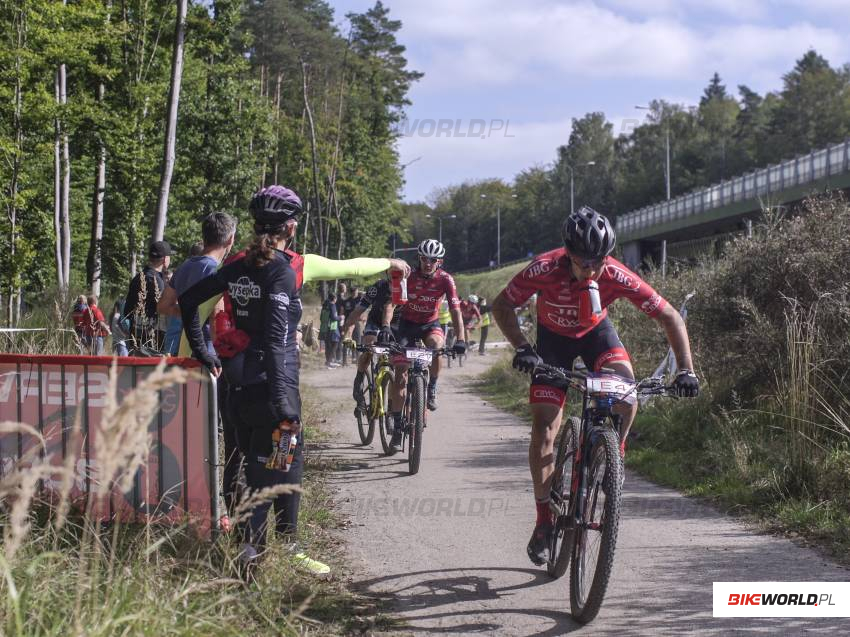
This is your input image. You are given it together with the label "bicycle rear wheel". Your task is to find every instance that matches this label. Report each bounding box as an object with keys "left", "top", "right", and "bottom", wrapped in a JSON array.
[
  {"left": 377, "top": 372, "right": 394, "bottom": 455},
  {"left": 355, "top": 365, "right": 376, "bottom": 445},
  {"left": 407, "top": 374, "right": 426, "bottom": 475},
  {"left": 548, "top": 417, "right": 580, "bottom": 579},
  {"left": 569, "top": 427, "right": 622, "bottom": 624}
]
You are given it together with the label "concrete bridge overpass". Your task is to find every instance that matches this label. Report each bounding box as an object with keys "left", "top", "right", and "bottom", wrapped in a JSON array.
[{"left": 616, "top": 139, "right": 850, "bottom": 270}]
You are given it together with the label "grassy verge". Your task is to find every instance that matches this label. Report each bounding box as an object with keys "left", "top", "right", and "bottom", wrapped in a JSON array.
[
  {"left": 0, "top": 368, "right": 389, "bottom": 636},
  {"left": 475, "top": 355, "right": 850, "bottom": 563},
  {"left": 454, "top": 261, "right": 525, "bottom": 303}
]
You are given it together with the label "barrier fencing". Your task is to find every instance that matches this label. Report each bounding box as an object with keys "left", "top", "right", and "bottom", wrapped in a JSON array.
[{"left": 0, "top": 354, "right": 219, "bottom": 537}]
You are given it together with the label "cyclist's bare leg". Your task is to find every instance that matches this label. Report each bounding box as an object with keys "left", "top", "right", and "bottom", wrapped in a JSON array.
[
  {"left": 603, "top": 359, "right": 637, "bottom": 441},
  {"left": 391, "top": 363, "right": 408, "bottom": 413},
  {"left": 529, "top": 402, "right": 563, "bottom": 500},
  {"left": 424, "top": 331, "right": 445, "bottom": 380}
]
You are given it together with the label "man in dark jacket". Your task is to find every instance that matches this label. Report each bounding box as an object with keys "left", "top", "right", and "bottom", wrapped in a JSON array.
[{"left": 124, "top": 240, "right": 173, "bottom": 352}]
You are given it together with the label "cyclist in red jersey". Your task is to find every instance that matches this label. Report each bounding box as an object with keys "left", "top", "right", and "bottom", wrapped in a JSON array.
[
  {"left": 492, "top": 206, "right": 700, "bottom": 566},
  {"left": 460, "top": 295, "right": 482, "bottom": 331},
  {"left": 387, "top": 239, "right": 467, "bottom": 451}
]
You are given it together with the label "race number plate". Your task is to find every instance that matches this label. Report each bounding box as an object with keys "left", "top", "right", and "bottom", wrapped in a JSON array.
[
  {"left": 372, "top": 346, "right": 389, "bottom": 355},
  {"left": 405, "top": 349, "right": 433, "bottom": 364},
  {"left": 586, "top": 373, "right": 637, "bottom": 404}
]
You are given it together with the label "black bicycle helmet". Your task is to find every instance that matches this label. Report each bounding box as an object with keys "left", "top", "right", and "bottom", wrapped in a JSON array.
[
  {"left": 561, "top": 206, "right": 616, "bottom": 260},
  {"left": 249, "top": 185, "right": 303, "bottom": 229}
]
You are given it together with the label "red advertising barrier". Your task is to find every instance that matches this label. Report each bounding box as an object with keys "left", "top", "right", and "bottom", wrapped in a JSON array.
[{"left": 0, "top": 354, "right": 219, "bottom": 537}]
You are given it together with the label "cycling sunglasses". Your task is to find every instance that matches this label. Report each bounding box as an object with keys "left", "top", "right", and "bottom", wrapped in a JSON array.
[
  {"left": 570, "top": 254, "right": 605, "bottom": 269},
  {"left": 419, "top": 255, "right": 441, "bottom": 264}
]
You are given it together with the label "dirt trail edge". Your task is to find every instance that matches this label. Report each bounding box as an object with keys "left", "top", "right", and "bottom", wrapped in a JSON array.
[{"left": 305, "top": 353, "right": 848, "bottom": 636}]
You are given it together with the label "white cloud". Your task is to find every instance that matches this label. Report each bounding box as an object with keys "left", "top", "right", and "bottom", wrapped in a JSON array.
[
  {"left": 385, "top": 0, "right": 849, "bottom": 90},
  {"left": 375, "top": 0, "right": 850, "bottom": 199}
]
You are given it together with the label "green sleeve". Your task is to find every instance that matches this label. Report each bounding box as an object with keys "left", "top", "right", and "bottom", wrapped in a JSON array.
[
  {"left": 177, "top": 295, "right": 220, "bottom": 358},
  {"left": 302, "top": 254, "right": 391, "bottom": 283}
]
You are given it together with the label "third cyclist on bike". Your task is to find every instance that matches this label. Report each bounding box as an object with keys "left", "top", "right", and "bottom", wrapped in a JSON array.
[{"left": 491, "top": 206, "right": 700, "bottom": 566}]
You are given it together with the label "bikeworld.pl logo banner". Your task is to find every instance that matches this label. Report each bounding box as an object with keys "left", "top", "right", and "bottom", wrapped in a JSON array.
[{"left": 713, "top": 582, "right": 850, "bottom": 617}]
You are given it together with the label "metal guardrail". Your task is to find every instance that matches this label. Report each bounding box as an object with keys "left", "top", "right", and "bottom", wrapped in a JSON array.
[
  {"left": 0, "top": 354, "right": 219, "bottom": 537},
  {"left": 616, "top": 139, "right": 850, "bottom": 241}
]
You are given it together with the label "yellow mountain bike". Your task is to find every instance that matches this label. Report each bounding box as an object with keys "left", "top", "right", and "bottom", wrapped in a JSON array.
[{"left": 354, "top": 344, "right": 396, "bottom": 452}]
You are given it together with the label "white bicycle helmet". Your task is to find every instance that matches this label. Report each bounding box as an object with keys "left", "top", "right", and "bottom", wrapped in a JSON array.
[
  {"left": 418, "top": 239, "right": 446, "bottom": 259},
  {"left": 468, "top": 294, "right": 479, "bottom": 304}
]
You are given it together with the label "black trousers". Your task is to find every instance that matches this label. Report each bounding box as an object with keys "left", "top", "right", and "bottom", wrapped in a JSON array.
[
  {"left": 479, "top": 325, "right": 489, "bottom": 353},
  {"left": 228, "top": 386, "right": 304, "bottom": 551}
]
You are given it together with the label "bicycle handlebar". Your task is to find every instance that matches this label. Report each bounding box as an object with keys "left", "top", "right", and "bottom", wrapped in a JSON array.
[
  {"left": 356, "top": 343, "right": 457, "bottom": 358},
  {"left": 530, "top": 362, "right": 679, "bottom": 400}
]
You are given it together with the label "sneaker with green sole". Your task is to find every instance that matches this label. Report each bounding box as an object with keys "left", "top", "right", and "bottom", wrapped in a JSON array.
[{"left": 292, "top": 551, "right": 331, "bottom": 576}]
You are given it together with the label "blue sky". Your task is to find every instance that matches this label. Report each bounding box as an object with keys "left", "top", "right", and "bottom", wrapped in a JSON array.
[{"left": 329, "top": 0, "right": 850, "bottom": 203}]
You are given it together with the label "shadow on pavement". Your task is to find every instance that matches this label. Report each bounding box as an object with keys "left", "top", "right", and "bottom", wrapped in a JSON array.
[{"left": 353, "top": 566, "right": 582, "bottom": 636}]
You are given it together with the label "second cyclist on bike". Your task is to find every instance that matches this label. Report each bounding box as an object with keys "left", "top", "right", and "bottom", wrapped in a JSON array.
[{"left": 387, "top": 239, "right": 467, "bottom": 449}]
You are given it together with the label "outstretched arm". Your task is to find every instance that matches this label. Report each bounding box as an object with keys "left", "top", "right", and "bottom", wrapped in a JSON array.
[{"left": 302, "top": 254, "right": 410, "bottom": 283}]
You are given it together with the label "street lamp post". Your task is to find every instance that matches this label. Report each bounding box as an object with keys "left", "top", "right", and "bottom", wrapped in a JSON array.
[
  {"left": 480, "top": 193, "right": 517, "bottom": 266},
  {"left": 564, "top": 161, "right": 596, "bottom": 215},
  {"left": 425, "top": 213, "right": 457, "bottom": 243}
]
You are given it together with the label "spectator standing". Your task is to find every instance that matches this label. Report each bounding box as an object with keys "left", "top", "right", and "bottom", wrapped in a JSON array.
[
  {"left": 72, "top": 295, "right": 89, "bottom": 350},
  {"left": 335, "top": 283, "right": 347, "bottom": 363},
  {"left": 158, "top": 214, "right": 237, "bottom": 355},
  {"left": 340, "top": 285, "right": 360, "bottom": 366},
  {"left": 110, "top": 300, "right": 130, "bottom": 356},
  {"left": 478, "top": 296, "right": 492, "bottom": 355},
  {"left": 322, "top": 292, "right": 341, "bottom": 368},
  {"left": 124, "top": 240, "right": 173, "bottom": 352},
  {"left": 83, "top": 295, "right": 111, "bottom": 355}
]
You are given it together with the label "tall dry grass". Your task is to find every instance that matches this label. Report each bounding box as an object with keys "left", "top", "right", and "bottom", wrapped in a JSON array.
[{"left": 0, "top": 361, "right": 347, "bottom": 636}]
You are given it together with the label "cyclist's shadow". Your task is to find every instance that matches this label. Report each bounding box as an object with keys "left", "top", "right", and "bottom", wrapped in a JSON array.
[{"left": 353, "top": 566, "right": 579, "bottom": 634}]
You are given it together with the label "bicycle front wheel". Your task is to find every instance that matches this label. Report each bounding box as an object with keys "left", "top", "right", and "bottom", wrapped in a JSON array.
[
  {"left": 356, "top": 365, "right": 376, "bottom": 445},
  {"left": 407, "top": 374, "right": 426, "bottom": 475},
  {"left": 569, "top": 427, "right": 622, "bottom": 624},
  {"left": 548, "top": 417, "right": 580, "bottom": 579}
]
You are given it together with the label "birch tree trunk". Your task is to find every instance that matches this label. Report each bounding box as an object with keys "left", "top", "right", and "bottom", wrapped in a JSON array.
[
  {"left": 152, "top": 0, "right": 188, "bottom": 241},
  {"left": 54, "top": 69, "right": 65, "bottom": 291},
  {"left": 8, "top": 4, "right": 24, "bottom": 325},
  {"left": 61, "top": 61, "right": 71, "bottom": 294},
  {"left": 87, "top": 1, "right": 110, "bottom": 297},
  {"left": 273, "top": 71, "right": 282, "bottom": 184},
  {"left": 88, "top": 90, "right": 106, "bottom": 297},
  {"left": 300, "top": 58, "right": 326, "bottom": 257}
]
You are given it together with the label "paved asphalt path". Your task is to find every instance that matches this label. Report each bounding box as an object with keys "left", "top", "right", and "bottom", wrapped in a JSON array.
[{"left": 304, "top": 350, "right": 849, "bottom": 636}]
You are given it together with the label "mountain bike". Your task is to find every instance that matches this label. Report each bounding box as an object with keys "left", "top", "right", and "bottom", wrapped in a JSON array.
[
  {"left": 353, "top": 344, "right": 395, "bottom": 449},
  {"left": 528, "top": 363, "right": 677, "bottom": 624},
  {"left": 387, "top": 342, "right": 454, "bottom": 475}
]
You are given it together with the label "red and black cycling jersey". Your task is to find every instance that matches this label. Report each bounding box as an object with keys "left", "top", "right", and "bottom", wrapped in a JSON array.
[
  {"left": 502, "top": 247, "right": 667, "bottom": 339},
  {"left": 400, "top": 267, "right": 460, "bottom": 324},
  {"left": 459, "top": 300, "right": 481, "bottom": 326}
]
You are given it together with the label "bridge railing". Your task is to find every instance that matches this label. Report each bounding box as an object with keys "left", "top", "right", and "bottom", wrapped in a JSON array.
[{"left": 616, "top": 138, "right": 850, "bottom": 241}]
